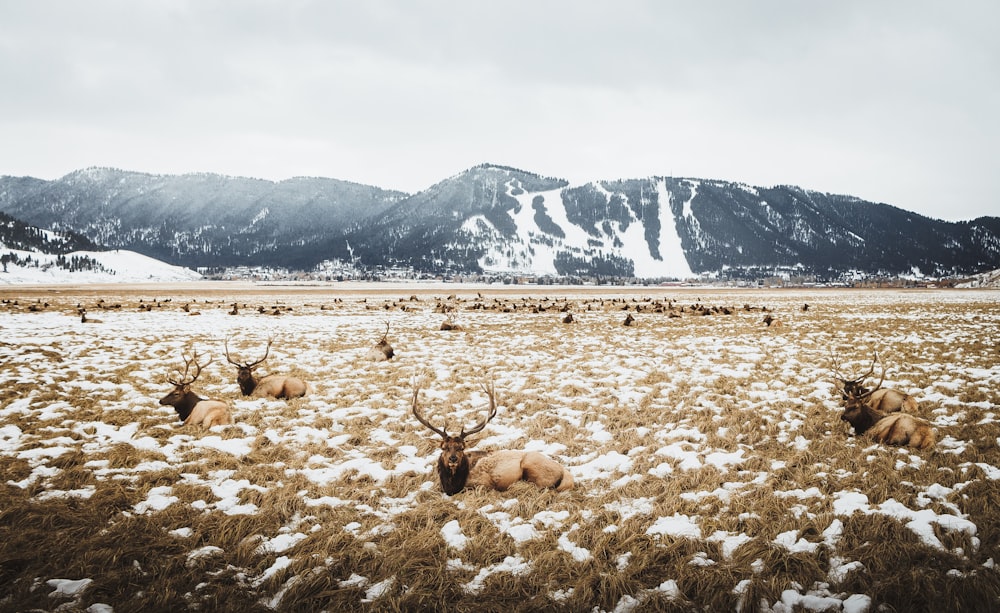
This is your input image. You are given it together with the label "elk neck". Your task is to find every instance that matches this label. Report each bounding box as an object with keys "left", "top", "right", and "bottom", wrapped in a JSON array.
[
  {"left": 160, "top": 389, "right": 205, "bottom": 422},
  {"left": 237, "top": 369, "right": 258, "bottom": 396},
  {"left": 842, "top": 403, "right": 884, "bottom": 435},
  {"left": 437, "top": 453, "right": 470, "bottom": 496}
]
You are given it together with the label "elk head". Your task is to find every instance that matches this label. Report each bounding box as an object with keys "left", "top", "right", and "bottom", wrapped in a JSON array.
[
  {"left": 159, "top": 350, "right": 211, "bottom": 408},
  {"left": 225, "top": 336, "right": 272, "bottom": 395},
  {"left": 412, "top": 380, "right": 498, "bottom": 495},
  {"left": 833, "top": 351, "right": 885, "bottom": 406}
]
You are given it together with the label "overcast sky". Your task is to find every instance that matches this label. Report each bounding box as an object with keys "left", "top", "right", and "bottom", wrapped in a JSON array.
[{"left": 1, "top": 1, "right": 997, "bottom": 221}]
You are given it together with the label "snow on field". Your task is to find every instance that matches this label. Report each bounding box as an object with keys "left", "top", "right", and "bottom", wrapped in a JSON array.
[{"left": 1, "top": 285, "right": 998, "bottom": 611}]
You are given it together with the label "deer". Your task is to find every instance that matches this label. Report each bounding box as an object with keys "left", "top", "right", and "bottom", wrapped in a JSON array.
[
  {"left": 833, "top": 351, "right": 918, "bottom": 413},
  {"left": 159, "top": 351, "right": 232, "bottom": 428},
  {"left": 224, "top": 336, "right": 308, "bottom": 399},
  {"left": 762, "top": 314, "right": 783, "bottom": 328},
  {"left": 366, "top": 321, "right": 395, "bottom": 361},
  {"left": 412, "top": 380, "right": 574, "bottom": 496}
]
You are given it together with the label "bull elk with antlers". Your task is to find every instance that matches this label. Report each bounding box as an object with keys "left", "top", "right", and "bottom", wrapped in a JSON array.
[
  {"left": 159, "top": 351, "right": 233, "bottom": 428},
  {"left": 833, "top": 352, "right": 919, "bottom": 413},
  {"left": 837, "top": 352, "right": 934, "bottom": 449},
  {"left": 412, "top": 381, "right": 573, "bottom": 496},
  {"left": 225, "top": 337, "right": 308, "bottom": 399},
  {"left": 366, "top": 322, "right": 395, "bottom": 361}
]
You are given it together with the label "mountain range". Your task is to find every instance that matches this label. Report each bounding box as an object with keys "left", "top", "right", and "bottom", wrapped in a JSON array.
[{"left": 1, "top": 164, "right": 998, "bottom": 281}]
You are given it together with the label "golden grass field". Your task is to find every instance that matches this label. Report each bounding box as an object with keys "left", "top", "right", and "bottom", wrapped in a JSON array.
[{"left": 1, "top": 283, "right": 998, "bottom": 612}]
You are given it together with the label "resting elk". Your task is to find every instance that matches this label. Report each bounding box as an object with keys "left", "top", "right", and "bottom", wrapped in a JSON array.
[
  {"left": 366, "top": 322, "right": 395, "bottom": 361},
  {"left": 224, "top": 336, "right": 308, "bottom": 399},
  {"left": 159, "top": 351, "right": 232, "bottom": 428},
  {"left": 841, "top": 397, "right": 936, "bottom": 450},
  {"left": 833, "top": 351, "right": 918, "bottom": 413},
  {"left": 837, "top": 353, "right": 935, "bottom": 449},
  {"left": 412, "top": 381, "right": 573, "bottom": 496}
]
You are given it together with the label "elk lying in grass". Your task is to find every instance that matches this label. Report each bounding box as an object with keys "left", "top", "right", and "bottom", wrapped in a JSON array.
[
  {"left": 412, "top": 381, "right": 573, "bottom": 496},
  {"left": 841, "top": 399, "right": 936, "bottom": 450},
  {"left": 366, "top": 322, "right": 395, "bottom": 361},
  {"left": 833, "top": 352, "right": 918, "bottom": 413},
  {"left": 224, "top": 337, "right": 308, "bottom": 399},
  {"left": 78, "top": 308, "right": 102, "bottom": 324},
  {"left": 762, "top": 314, "right": 783, "bottom": 328},
  {"left": 838, "top": 353, "right": 934, "bottom": 449},
  {"left": 159, "top": 351, "right": 232, "bottom": 428}
]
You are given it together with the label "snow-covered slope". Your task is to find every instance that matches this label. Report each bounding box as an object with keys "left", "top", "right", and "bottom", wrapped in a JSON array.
[
  {"left": 0, "top": 248, "right": 202, "bottom": 284},
  {"left": 466, "top": 177, "right": 695, "bottom": 279}
]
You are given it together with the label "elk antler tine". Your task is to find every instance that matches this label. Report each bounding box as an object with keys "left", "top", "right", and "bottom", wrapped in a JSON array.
[{"left": 411, "top": 380, "right": 448, "bottom": 438}]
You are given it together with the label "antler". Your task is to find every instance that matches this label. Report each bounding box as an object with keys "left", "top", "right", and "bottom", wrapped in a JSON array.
[
  {"left": 411, "top": 380, "right": 449, "bottom": 438},
  {"left": 830, "top": 348, "right": 877, "bottom": 385},
  {"left": 224, "top": 335, "right": 272, "bottom": 369},
  {"left": 168, "top": 350, "right": 212, "bottom": 386},
  {"left": 460, "top": 380, "right": 498, "bottom": 437},
  {"left": 858, "top": 351, "right": 886, "bottom": 399},
  {"left": 380, "top": 321, "right": 390, "bottom": 343},
  {"left": 411, "top": 379, "right": 499, "bottom": 439}
]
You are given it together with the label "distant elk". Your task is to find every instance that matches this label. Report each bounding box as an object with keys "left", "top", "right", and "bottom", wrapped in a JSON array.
[
  {"left": 412, "top": 380, "right": 573, "bottom": 496},
  {"left": 224, "top": 336, "right": 308, "bottom": 399},
  {"left": 440, "top": 314, "right": 463, "bottom": 331},
  {"left": 78, "top": 308, "right": 102, "bottom": 324},
  {"left": 833, "top": 352, "right": 918, "bottom": 413},
  {"left": 159, "top": 351, "right": 232, "bottom": 428},
  {"left": 623, "top": 313, "right": 636, "bottom": 327},
  {"left": 762, "top": 314, "right": 783, "bottom": 328},
  {"left": 366, "top": 322, "right": 395, "bottom": 361}
]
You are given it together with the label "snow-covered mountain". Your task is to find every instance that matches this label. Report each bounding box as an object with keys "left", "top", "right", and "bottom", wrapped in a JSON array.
[{"left": 2, "top": 164, "right": 998, "bottom": 280}]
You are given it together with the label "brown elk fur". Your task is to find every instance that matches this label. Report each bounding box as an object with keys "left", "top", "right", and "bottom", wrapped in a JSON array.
[
  {"left": 836, "top": 352, "right": 919, "bottom": 414},
  {"left": 366, "top": 322, "right": 395, "bottom": 361},
  {"left": 225, "top": 337, "right": 308, "bottom": 399},
  {"left": 413, "top": 381, "right": 573, "bottom": 496},
  {"left": 841, "top": 402, "right": 936, "bottom": 450},
  {"left": 159, "top": 352, "right": 233, "bottom": 428}
]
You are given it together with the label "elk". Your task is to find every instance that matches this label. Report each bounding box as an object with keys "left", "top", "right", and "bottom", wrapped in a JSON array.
[
  {"left": 623, "top": 312, "right": 636, "bottom": 326},
  {"left": 78, "top": 308, "right": 102, "bottom": 323},
  {"left": 366, "top": 322, "right": 395, "bottom": 361},
  {"left": 841, "top": 399, "right": 936, "bottom": 450},
  {"left": 762, "top": 314, "right": 783, "bottom": 328},
  {"left": 412, "top": 381, "right": 573, "bottom": 496},
  {"left": 159, "top": 351, "right": 232, "bottom": 428},
  {"left": 224, "top": 337, "right": 308, "bottom": 399},
  {"left": 833, "top": 352, "right": 918, "bottom": 413}
]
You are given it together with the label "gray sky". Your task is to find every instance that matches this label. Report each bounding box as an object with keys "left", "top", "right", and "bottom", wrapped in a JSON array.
[{"left": 1, "top": 1, "right": 997, "bottom": 221}]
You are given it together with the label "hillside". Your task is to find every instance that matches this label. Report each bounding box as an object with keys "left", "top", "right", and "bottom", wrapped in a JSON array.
[{"left": 2, "top": 165, "right": 998, "bottom": 280}]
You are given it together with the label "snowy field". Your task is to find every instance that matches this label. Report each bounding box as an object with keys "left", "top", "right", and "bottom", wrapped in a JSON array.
[{"left": 1, "top": 284, "right": 998, "bottom": 612}]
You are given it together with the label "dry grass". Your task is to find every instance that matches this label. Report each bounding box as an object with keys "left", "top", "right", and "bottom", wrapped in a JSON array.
[{"left": 1, "top": 284, "right": 999, "bottom": 612}]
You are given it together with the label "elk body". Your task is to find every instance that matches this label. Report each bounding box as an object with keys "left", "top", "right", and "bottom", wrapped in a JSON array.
[
  {"left": 159, "top": 352, "right": 232, "bottom": 428},
  {"left": 366, "top": 322, "right": 395, "bottom": 362},
  {"left": 225, "top": 337, "right": 308, "bottom": 399},
  {"left": 78, "top": 308, "right": 101, "bottom": 323},
  {"left": 412, "top": 381, "right": 573, "bottom": 496},
  {"left": 834, "top": 352, "right": 918, "bottom": 414},
  {"left": 841, "top": 402, "right": 936, "bottom": 450}
]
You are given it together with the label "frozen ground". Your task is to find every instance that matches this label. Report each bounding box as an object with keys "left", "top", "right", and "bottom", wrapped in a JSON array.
[{"left": 1, "top": 285, "right": 998, "bottom": 611}]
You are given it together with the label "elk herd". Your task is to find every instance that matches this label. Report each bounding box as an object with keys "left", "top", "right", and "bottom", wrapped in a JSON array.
[{"left": 4, "top": 291, "right": 944, "bottom": 500}]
